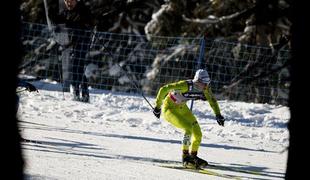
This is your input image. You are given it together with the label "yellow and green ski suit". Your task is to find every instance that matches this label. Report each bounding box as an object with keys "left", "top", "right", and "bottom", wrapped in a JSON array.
[{"left": 155, "top": 80, "right": 221, "bottom": 153}]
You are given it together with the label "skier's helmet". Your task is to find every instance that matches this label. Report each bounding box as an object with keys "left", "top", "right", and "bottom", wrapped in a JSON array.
[{"left": 193, "top": 69, "right": 211, "bottom": 85}]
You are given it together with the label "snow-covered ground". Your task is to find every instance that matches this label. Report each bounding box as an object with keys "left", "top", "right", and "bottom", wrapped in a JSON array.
[{"left": 18, "top": 80, "right": 289, "bottom": 180}]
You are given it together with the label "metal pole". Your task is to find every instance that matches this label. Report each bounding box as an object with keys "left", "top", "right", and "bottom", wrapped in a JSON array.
[{"left": 190, "top": 36, "right": 206, "bottom": 111}]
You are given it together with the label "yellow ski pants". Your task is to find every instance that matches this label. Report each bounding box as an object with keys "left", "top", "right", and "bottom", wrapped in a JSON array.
[{"left": 162, "top": 97, "right": 202, "bottom": 152}]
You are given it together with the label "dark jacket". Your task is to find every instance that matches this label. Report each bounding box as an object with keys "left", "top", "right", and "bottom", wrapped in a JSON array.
[
  {"left": 51, "top": 1, "right": 94, "bottom": 49},
  {"left": 53, "top": 1, "right": 93, "bottom": 30}
]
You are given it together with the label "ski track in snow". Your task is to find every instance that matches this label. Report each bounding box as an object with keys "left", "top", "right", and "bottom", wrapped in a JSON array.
[{"left": 18, "top": 82, "right": 289, "bottom": 180}]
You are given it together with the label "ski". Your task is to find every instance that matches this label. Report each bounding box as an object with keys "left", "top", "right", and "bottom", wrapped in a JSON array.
[
  {"left": 159, "top": 164, "right": 242, "bottom": 179},
  {"left": 207, "top": 164, "right": 261, "bottom": 176}
]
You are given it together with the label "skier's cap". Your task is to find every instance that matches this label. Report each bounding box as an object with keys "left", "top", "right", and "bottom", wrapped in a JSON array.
[{"left": 193, "top": 69, "right": 211, "bottom": 85}]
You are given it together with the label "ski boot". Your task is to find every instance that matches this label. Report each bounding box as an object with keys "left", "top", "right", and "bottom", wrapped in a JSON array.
[
  {"left": 182, "top": 150, "right": 196, "bottom": 168},
  {"left": 182, "top": 151, "right": 208, "bottom": 169}
]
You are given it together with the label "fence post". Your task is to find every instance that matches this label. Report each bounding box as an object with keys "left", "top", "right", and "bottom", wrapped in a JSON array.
[{"left": 190, "top": 36, "right": 206, "bottom": 111}]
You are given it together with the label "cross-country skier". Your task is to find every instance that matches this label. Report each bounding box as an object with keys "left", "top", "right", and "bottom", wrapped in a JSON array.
[{"left": 152, "top": 69, "right": 225, "bottom": 169}]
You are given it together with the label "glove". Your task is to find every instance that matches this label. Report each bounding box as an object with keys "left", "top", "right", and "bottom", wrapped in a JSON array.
[
  {"left": 153, "top": 107, "right": 161, "bottom": 119},
  {"left": 25, "top": 82, "right": 38, "bottom": 92},
  {"left": 216, "top": 114, "right": 225, "bottom": 126}
]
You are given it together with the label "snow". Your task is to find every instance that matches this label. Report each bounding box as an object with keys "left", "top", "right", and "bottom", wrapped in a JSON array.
[{"left": 17, "top": 80, "right": 289, "bottom": 180}]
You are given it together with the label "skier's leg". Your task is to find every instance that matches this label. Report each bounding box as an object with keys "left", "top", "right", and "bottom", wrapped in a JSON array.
[
  {"left": 190, "top": 126, "right": 208, "bottom": 167},
  {"left": 181, "top": 107, "right": 207, "bottom": 167},
  {"left": 162, "top": 104, "right": 200, "bottom": 164},
  {"left": 182, "top": 133, "right": 191, "bottom": 163},
  {"left": 81, "top": 74, "right": 89, "bottom": 102},
  {"left": 190, "top": 121, "right": 202, "bottom": 153},
  {"left": 171, "top": 105, "right": 202, "bottom": 153},
  {"left": 163, "top": 104, "right": 206, "bottom": 168},
  {"left": 79, "top": 49, "right": 89, "bottom": 102},
  {"left": 182, "top": 133, "right": 191, "bottom": 152},
  {"left": 71, "top": 51, "right": 80, "bottom": 100}
]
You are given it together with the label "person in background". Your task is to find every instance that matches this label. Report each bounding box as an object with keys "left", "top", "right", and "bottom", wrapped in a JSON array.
[
  {"left": 153, "top": 69, "right": 225, "bottom": 169},
  {"left": 50, "top": 0, "right": 95, "bottom": 102}
]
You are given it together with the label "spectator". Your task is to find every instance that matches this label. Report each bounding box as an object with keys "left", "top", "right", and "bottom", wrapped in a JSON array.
[{"left": 50, "top": 0, "right": 95, "bottom": 102}]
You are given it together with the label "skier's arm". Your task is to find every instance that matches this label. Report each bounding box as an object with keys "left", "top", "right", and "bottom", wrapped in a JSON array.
[
  {"left": 203, "top": 87, "right": 225, "bottom": 126},
  {"left": 155, "top": 80, "right": 188, "bottom": 109},
  {"left": 203, "top": 87, "right": 221, "bottom": 116}
]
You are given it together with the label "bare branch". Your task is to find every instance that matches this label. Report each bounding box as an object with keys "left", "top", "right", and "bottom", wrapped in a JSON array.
[{"left": 182, "top": 6, "right": 256, "bottom": 25}]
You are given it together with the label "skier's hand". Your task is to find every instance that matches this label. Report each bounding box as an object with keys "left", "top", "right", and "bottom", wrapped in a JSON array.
[
  {"left": 153, "top": 107, "right": 161, "bottom": 119},
  {"left": 25, "top": 82, "right": 38, "bottom": 92},
  {"left": 216, "top": 114, "right": 225, "bottom": 126}
]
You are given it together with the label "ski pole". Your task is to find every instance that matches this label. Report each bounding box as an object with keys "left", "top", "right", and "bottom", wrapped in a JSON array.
[{"left": 102, "top": 46, "right": 154, "bottom": 110}]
